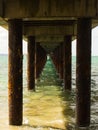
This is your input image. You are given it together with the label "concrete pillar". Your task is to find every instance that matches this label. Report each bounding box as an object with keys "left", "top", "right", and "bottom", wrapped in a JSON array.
[
  {"left": 50, "top": 54, "right": 56, "bottom": 69},
  {"left": 56, "top": 46, "right": 60, "bottom": 73},
  {"left": 59, "top": 43, "right": 64, "bottom": 79},
  {"left": 76, "top": 18, "right": 91, "bottom": 127},
  {"left": 27, "top": 36, "right": 35, "bottom": 91},
  {"left": 36, "top": 44, "right": 47, "bottom": 79},
  {"left": 61, "top": 43, "right": 64, "bottom": 79},
  {"left": 63, "top": 35, "right": 72, "bottom": 90},
  {"left": 8, "top": 19, "right": 23, "bottom": 125},
  {"left": 51, "top": 49, "right": 57, "bottom": 72},
  {"left": 50, "top": 46, "right": 60, "bottom": 74},
  {"left": 56, "top": 46, "right": 61, "bottom": 76},
  {"left": 38, "top": 54, "right": 47, "bottom": 77}
]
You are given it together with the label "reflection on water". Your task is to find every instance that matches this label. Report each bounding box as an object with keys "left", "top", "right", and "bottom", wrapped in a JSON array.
[{"left": 0, "top": 55, "right": 98, "bottom": 130}]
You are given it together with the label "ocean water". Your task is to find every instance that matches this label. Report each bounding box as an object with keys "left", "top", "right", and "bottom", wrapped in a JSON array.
[{"left": 0, "top": 55, "right": 98, "bottom": 130}]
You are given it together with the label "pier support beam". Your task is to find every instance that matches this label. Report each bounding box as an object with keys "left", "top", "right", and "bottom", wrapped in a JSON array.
[
  {"left": 76, "top": 18, "right": 91, "bottom": 127},
  {"left": 50, "top": 46, "right": 61, "bottom": 75},
  {"left": 36, "top": 44, "right": 47, "bottom": 79},
  {"left": 27, "top": 36, "right": 36, "bottom": 91},
  {"left": 63, "top": 35, "right": 72, "bottom": 90},
  {"left": 8, "top": 19, "right": 23, "bottom": 125},
  {"left": 59, "top": 43, "right": 64, "bottom": 80}
]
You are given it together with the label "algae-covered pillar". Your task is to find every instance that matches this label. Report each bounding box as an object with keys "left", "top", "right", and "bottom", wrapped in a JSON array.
[
  {"left": 63, "top": 35, "right": 72, "bottom": 90},
  {"left": 27, "top": 36, "right": 36, "bottom": 91},
  {"left": 76, "top": 18, "right": 91, "bottom": 127},
  {"left": 8, "top": 19, "right": 23, "bottom": 125}
]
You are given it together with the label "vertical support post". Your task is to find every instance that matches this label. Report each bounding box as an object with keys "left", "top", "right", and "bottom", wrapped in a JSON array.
[
  {"left": 57, "top": 45, "right": 61, "bottom": 77},
  {"left": 76, "top": 18, "right": 91, "bottom": 127},
  {"left": 8, "top": 19, "right": 23, "bottom": 125},
  {"left": 63, "top": 35, "right": 72, "bottom": 90},
  {"left": 27, "top": 36, "right": 35, "bottom": 91},
  {"left": 35, "top": 43, "right": 39, "bottom": 79},
  {"left": 50, "top": 53, "right": 57, "bottom": 71},
  {"left": 50, "top": 46, "right": 60, "bottom": 75},
  {"left": 59, "top": 43, "right": 64, "bottom": 79},
  {"left": 56, "top": 46, "right": 60, "bottom": 73},
  {"left": 36, "top": 43, "right": 47, "bottom": 79},
  {"left": 61, "top": 43, "right": 64, "bottom": 79}
]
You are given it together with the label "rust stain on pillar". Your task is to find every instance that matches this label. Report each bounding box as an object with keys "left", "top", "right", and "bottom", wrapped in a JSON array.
[
  {"left": 76, "top": 18, "right": 91, "bottom": 127},
  {"left": 63, "top": 35, "right": 72, "bottom": 90},
  {"left": 8, "top": 19, "right": 23, "bottom": 125},
  {"left": 27, "top": 36, "right": 35, "bottom": 91}
]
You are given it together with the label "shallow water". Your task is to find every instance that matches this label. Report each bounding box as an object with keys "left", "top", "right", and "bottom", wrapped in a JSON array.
[{"left": 0, "top": 55, "right": 98, "bottom": 130}]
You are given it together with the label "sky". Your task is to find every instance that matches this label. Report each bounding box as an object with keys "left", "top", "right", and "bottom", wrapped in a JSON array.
[
  {"left": 72, "top": 26, "right": 98, "bottom": 56},
  {"left": 0, "top": 26, "right": 98, "bottom": 55},
  {"left": 0, "top": 26, "right": 27, "bottom": 54}
]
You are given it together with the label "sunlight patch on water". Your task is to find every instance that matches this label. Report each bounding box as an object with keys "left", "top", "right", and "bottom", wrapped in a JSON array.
[{"left": 23, "top": 85, "right": 69, "bottom": 130}]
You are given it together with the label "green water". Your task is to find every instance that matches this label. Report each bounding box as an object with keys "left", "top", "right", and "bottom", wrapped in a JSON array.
[
  {"left": 0, "top": 55, "right": 98, "bottom": 130},
  {"left": 23, "top": 57, "right": 70, "bottom": 130}
]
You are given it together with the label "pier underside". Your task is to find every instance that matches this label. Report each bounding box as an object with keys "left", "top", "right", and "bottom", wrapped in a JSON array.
[{"left": 0, "top": 0, "right": 98, "bottom": 128}]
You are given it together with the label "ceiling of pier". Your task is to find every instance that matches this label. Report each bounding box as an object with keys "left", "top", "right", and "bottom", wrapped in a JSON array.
[
  {"left": 3, "top": 0, "right": 98, "bottom": 18},
  {"left": 0, "top": 0, "right": 98, "bottom": 52}
]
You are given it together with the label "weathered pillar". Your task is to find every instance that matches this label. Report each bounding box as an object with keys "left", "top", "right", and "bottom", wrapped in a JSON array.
[
  {"left": 59, "top": 43, "right": 64, "bottom": 79},
  {"left": 76, "top": 18, "right": 91, "bottom": 127},
  {"left": 50, "top": 53, "right": 56, "bottom": 70},
  {"left": 61, "top": 43, "right": 64, "bottom": 79},
  {"left": 63, "top": 35, "right": 72, "bottom": 90},
  {"left": 36, "top": 43, "right": 47, "bottom": 79},
  {"left": 50, "top": 46, "right": 60, "bottom": 74},
  {"left": 8, "top": 19, "right": 23, "bottom": 125},
  {"left": 56, "top": 46, "right": 60, "bottom": 73},
  {"left": 27, "top": 36, "right": 35, "bottom": 91}
]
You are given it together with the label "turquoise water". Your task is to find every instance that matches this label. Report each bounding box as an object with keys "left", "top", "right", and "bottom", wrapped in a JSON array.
[{"left": 0, "top": 55, "right": 98, "bottom": 130}]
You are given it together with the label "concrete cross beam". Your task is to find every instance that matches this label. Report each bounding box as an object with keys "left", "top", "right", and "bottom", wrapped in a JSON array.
[
  {"left": 3, "top": 0, "right": 98, "bottom": 18},
  {"left": 35, "top": 36, "right": 64, "bottom": 43},
  {"left": 23, "top": 20, "right": 76, "bottom": 44},
  {"left": 23, "top": 20, "right": 76, "bottom": 43},
  {"left": 40, "top": 42, "right": 60, "bottom": 53},
  {"left": 23, "top": 25, "right": 75, "bottom": 36}
]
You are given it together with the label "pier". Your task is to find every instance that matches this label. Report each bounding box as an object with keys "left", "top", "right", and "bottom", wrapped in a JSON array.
[{"left": 0, "top": 0, "right": 98, "bottom": 128}]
